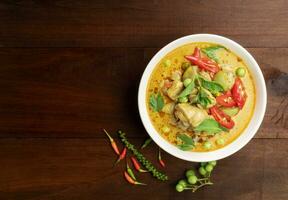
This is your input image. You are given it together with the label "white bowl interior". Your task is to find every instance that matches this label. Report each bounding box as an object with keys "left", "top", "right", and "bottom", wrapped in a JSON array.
[{"left": 138, "top": 34, "right": 267, "bottom": 162}]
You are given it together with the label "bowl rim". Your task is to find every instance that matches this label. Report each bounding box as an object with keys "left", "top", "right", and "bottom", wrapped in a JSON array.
[{"left": 138, "top": 34, "right": 267, "bottom": 162}]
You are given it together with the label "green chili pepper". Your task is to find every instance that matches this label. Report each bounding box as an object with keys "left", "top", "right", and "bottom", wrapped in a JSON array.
[{"left": 126, "top": 161, "right": 136, "bottom": 180}]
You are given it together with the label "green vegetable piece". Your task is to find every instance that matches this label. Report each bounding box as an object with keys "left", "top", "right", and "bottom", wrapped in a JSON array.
[
  {"left": 213, "top": 71, "right": 235, "bottom": 91},
  {"left": 236, "top": 67, "right": 246, "bottom": 77},
  {"left": 183, "top": 78, "right": 192, "bottom": 87},
  {"left": 176, "top": 183, "right": 184, "bottom": 192},
  {"left": 177, "top": 134, "right": 194, "bottom": 145},
  {"left": 198, "top": 166, "right": 207, "bottom": 176},
  {"left": 186, "top": 169, "right": 195, "bottom": 178},
  {"left": 209, "top": 161, "right": 217, "bottom": 167},
  {"left": 203, "top": 141, "right": 212, "bottom": 150},
  {"left": 157, "top": 93, "right": 164, "bottom": 110},
  {"left": 200, "top": 77, "right": 224, "bottom": 95},
  {"left": 216, "top": 138, "right": 225, "bottom": 146},
  {"left": 178, "top": 96, "right": 188, "bottom": 103},
  {"left": 194, "top": 119, "right": 227, "bottom": 134},
  {"left": 201, "top": 46, "right": 224, "bottom": 63},
  {"left": 178, "top": 81, "right": 195, "bottom": 98},
  {"left": 149, "top": 93, "right": 164, "bottom": 112},
  {"left": 178, "top": 179, "right": 187, "bottom": 187},
  {"left": 178, "top": 144, "right": 194, "bottom": 151},
  {"left": 181, "top": 62, "right": 191, "bottom": 70},
  {"left": 195, "top": 88, "right": 213, "bottom": 108},
  {"left": 205, "top": 164, "right": 214, "bottom": 172},
  {"left": 126, "top": 163, "right": 137, "bottom": 180},
  {"left": 177, "top": 134, "right": 195, "bottom": 151},
  {"left": 188, "top": 175, "right": 198, "bottom": 184},
  {"left": 182, "top": 66, "right": 197, "bottom": 80},
  {"left": 221, "top": 107, "right": 240, "bottom": 117},
  {"left": 201, "top": 162, "right": 207, "bottom": 167},
  {"left": 163, "top": 59, "right": 171, "bottom": 67}
]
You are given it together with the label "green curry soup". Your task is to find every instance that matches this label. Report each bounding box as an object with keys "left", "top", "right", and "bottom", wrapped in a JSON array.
[{"left": 146, "top": 42, "right": 255, "bottom": 152}]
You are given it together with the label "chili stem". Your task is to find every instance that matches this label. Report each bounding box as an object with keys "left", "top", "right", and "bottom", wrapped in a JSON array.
[{"left": 103, "top": 129, "right": 120, "bottom": 155}]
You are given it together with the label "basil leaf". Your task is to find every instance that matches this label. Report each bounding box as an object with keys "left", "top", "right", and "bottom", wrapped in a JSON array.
[
  {"left": 201, "top": 46, "right": 224, "bottom": 63},
  {"left": 149, "top": 94, "right": 157, "bottom": 111},
  {"left": 194, "top": 119, "right": 227, "bottom": 134},
  {"left": 157, "top": 93, "right": 164, "bottom": 111},
  {"left": 149, "top": 93, "right": 164, "bottom": 112},
  {"left": 178, "top": 81, "right": 195, "bottom": 98},
  {"left": 177, "top": 134, "right": 194, "bottom": 145},
  {"left": 200, "top": 78, "right": 224, "bottom": 95},
  {"left": 196, "top": 88, "right": 212, "bottom": 108},
  {"left": 178, "top": 144, "right": 194, "bottom": 151},
  {"left": 177, "top": 133, "right": 195, "bottom": 151}
]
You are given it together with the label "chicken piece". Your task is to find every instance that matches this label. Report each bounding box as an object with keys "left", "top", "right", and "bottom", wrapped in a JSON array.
[
  {"left": 167, "top": 80, "right": 184, "bottom": 100},
  {"left": 174, "top": 103, "right": 208, "bottom": 128}
]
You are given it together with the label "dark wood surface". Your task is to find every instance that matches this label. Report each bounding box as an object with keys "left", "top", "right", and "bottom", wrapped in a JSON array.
[{"left": 0, "top": 1, "right": 287, "bottom": 199}]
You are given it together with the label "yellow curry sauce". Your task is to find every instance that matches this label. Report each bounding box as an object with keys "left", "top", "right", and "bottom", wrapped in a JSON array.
[{"left": 146, "top": 42, "right": 255, "bottom": 152}]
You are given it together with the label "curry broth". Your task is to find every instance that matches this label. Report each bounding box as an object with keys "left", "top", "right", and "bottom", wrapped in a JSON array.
[{"left": 146, "top": 42, "right": 256, "bottom": 152}]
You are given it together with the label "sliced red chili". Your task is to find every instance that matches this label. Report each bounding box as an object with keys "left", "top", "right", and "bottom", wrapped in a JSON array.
[
  {"left": 210, "top": 106, "right": 235, "bottom": 129},
  {"left": 216, "top": 91, "right": 236, "bottom": 107},
  {"left": 232, "top": 77, "right": 247, "bottom": 109},
  {"left": 185, "top": 47, "right": 220, "bottom": 73}
]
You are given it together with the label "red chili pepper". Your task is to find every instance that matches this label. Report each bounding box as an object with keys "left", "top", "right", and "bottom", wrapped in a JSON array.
[
  {"left": 103, "top": 129, "right": 120, "bottom": 155},
  {"left": 216, "top": 91, "right": 236, "bottom": 107},
  {"left": 124, "top": 171, "right": 146, "bottom": 185},
  {"left": 210, "top": 106, "right": 235, "bottom": 129},
  {"left": 232, "top": 77, "right": 247, "bottom": 109},
  {"left": 185, "top": 47, "right": 220, "bottom": 73},
  {"left": 158, "top": 148, "right": 165, "bottom": 168},
  {"left": 131, "top": 156, "right": 147, "bottom": 172},
  {"left": 114, "top": 147, "right": 127, "bottom": 166}
]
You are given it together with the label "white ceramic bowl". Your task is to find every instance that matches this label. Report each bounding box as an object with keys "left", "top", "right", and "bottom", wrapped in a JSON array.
[{"left": 138, "top": 34, "right": 266, "bottom": 162}]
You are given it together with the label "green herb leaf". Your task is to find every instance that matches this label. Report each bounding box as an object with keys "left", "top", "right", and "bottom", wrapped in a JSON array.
[
  {"left": 177, "top": 134, "right": 194, "bottom": 145},
  {"left": 157, "top": 93, "right": 164, "bottom": 111},
  {"left": 149, "top": 94, "right": 158, "bottom": 112},
  {"left": 178, "top": 81, "right": 195, "bottom": 98},
  {"left": 194, "top": 119, "right": 227, "bottom": 134},
  {"left": 178, "top": 144, "right": 194, "bottom": 151},
  {"left": 149, "top": 93, "right": 164, "bottom": 112},
  {"left": 177, "top": 133, "right": 195, "bottom": 151},
  {"left": 200, "top": 78, "right": 224, "bottom": 95},
  {"left": 196, "top": 88, "right": 212, "bottom": 108},
  {"left": 201, "top": 46, "right": 224, "bottom": 63}
]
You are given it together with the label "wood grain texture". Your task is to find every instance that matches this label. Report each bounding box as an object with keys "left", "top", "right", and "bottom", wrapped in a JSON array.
[
  {"left": 0, "top": 0, "right": 288, "bottom": 48},
  {"left": 0, "top": 0, "right": 287, "bottom": 199},
  {"left": 0, "top": 138, "right": 287, "bottom": 200},
  {"left": 0, "top": 48, "right": 287, "bottom": 138}
]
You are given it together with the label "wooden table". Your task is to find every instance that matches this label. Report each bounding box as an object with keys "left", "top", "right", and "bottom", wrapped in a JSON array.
[{"left": 0, "top": 1, "right": 287, "bottom": 199}]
